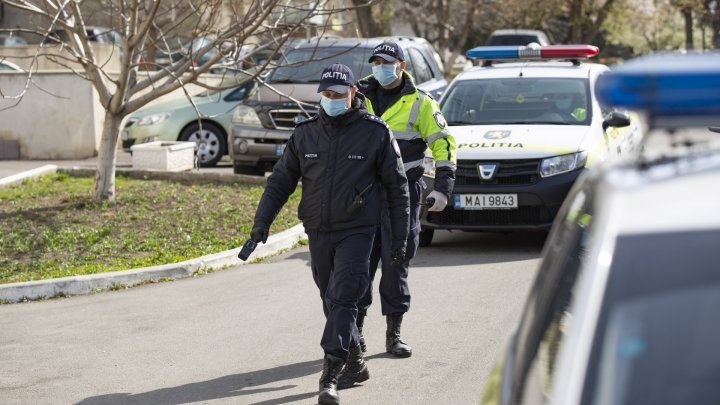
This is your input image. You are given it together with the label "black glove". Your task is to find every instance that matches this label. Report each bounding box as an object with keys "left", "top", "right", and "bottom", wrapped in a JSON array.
[
  {"left": 250, "top": 226, "right": 269, "bottom": 244},
  {"left": 391, "top": 244, "right": 407, "bottom": 266}
]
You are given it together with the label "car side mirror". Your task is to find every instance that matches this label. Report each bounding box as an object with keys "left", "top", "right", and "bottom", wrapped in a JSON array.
[{"left": 603, "top": 110, "right": 631, "bottom": 130}]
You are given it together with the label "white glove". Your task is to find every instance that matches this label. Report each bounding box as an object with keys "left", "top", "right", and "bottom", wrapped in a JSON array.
[{"left": 427, "top": 190, "right": 448, "bottom": 212}]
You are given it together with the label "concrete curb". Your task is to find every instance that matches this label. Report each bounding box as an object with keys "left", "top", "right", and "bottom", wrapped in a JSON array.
[
  {"left": 0, "top": 164, "right": 58, "bottom": 188},
  {"left": 60, "top": 167, "right": 267, "bottom": 185},
  {"left": 0, "top": 224, "right": 307, "bottom": 303}
]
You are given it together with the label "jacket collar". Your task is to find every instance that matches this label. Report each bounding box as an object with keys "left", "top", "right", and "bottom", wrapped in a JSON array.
[
  {"left": 357, "top": 71, "right": 418, "bottom": 99},
  {"left": 319, "top": 94, "right": 368, "bottom": 128}
]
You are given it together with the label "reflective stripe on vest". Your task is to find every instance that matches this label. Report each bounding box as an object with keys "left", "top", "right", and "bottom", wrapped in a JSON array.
[
  {"left": 403, "top": 158, "right": 424, "bottom": 171},
  {"left": 406, "top": 93, "right": 425, "bottom": 133},
  {"left": 394, "top": 130, "right": 423, "bottom": 141},
  {"left": 426, "top": 129, "right": 450, "bottom": 145},
  {"left": 436, "top": 160, "right": 457, "bottom": 170}
]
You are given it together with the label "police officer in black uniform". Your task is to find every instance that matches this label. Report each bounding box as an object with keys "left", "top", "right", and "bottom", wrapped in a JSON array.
[{"left": 250, "top": 63, "right": 410, "bottom": 405}]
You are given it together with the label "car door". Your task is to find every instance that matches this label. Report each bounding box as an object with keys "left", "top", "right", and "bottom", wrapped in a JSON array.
[{"left": 506, "top": 181, "right": 596, "bottom": 405}]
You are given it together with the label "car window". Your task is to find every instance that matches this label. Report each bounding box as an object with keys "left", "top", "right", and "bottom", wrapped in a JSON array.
[
  {"left": 224, "top": 81, "right": 255, "bottom": 102},
  {"left": 441, "top": 78, "right": 592, "bottom": 126},
  {"left": 408, "top": 48, "right": 433, "bottom": 84},
  {"left": 582, "top": 229, "right": 720, "bottom": 405},
  {"left": 487, "top": 35, "right": 545, "bottom": 46},
  {"left": 512, "top": 187, "right": 594, "bottom": 404},
  {"left": 269, "top": 46, "right": 373, "bottom": 84}
]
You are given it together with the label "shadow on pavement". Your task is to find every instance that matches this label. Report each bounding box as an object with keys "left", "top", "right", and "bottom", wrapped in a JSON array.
[{"left": 76, "top": 359, "right": 322, "bottom": 405}]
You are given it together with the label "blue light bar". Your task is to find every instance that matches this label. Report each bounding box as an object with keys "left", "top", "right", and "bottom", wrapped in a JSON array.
[
  {"left": 595, "top": 52, "right": 720, "bottom": 118},
  {"left": 466, "top": 46, "right": 522, "bottom": 60}
]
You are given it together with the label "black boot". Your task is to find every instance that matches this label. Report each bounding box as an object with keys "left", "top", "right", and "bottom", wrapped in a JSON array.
[
  {"left": 318, "top": 353, "right": 345, "bottom": 405},
  {"left": 337, "top": 344, "right": 370, "bottom": 389},
  {"left": 386, "top": 313, "right": 412, "bottom": 358},
  {"left": 357, "top": 313, "right": 367, "bottom": 353}
]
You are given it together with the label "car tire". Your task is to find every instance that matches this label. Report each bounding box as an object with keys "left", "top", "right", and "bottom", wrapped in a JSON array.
[
  {"left": 419, "top": 228, "right": 434, "bottom": 247},
  {"left": 233, "top": 161, "right": 266, "bottom": 176},
  {"left": 179, "top": 122, "right": 226, "bottom": 167}
]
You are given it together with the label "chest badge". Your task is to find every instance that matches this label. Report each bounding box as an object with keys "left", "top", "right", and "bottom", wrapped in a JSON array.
[
  {"left": 347, "top": 154, "right": 366, "bottom": 161},
  {"left": 304, "top": 153, "right": 319, "bottom": 159}
]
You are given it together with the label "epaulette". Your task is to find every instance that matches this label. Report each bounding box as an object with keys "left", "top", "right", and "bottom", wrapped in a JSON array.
[
  {"left": 294, "top": 114, "right": 319, "bottom": 127},
  {"left": 363, "top": 114, "right": 391, "bottom": 130},
  {"left": 417, "top": 88, "right": 435, "bottom": 101}
]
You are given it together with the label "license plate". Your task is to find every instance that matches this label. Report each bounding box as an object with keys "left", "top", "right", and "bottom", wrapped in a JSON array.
[
  {"left": 454, "top": 194, "right": 518, "bottom": 210},
  {"left": 275, "top": 143, "right": 285, "bottom": 156},
  {"left": 121, "top": 130, "right": 129, "bottom": 141}
]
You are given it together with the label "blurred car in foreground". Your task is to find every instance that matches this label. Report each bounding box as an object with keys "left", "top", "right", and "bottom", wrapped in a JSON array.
[
  {"left": 480, "top": 52, "right": 720, "bottom": 405},
  {"left": 419, "top": 44, "right": 642, "bottom": 246},
  {"left": 122, "top": 78, "right": 256, "bottom": 167}
]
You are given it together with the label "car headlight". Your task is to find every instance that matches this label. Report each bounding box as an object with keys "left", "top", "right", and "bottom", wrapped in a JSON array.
[
  {"left": 232, "top": 105, "right": 261, "bottom": 125},
  {"left": 540, "top": 151, "right": 588, "bottom": 177},
  {"left": 137, "top": 112, "right": 171, "bottom": 126}
]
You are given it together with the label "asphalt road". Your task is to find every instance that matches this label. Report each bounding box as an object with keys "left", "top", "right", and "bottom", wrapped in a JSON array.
[{"left": 0, "top": 229, "right": 545, "bottom": 405}]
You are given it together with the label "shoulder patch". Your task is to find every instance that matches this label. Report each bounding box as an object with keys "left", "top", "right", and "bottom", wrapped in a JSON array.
[
  {"left": 294, "top": 114, "right": 319, "bottom": 127},
  {"left": 433, "top": 111, "right": 447, "bottom": 129},
  {"left": 363, "top": 114, "right": 391, "bottom": 130}
]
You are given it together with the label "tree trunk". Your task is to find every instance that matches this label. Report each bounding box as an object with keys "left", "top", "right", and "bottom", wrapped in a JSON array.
[
  {"left": 351, "top": 0, "right": 380, "bottom": 37},
  {"left": 93, "top": 112, "right": 123, "bottom": 202},
  {"left": 684, "top": 7, "right": 694, "bottom": 50}
]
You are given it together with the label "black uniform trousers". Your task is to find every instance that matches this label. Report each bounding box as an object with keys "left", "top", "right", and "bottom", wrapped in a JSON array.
[
  {"left": 307, "top": 225, "right": 375, "bottom": 360},
  {"left": 360, "top": 177, "right": 425, "bottom": 315}
]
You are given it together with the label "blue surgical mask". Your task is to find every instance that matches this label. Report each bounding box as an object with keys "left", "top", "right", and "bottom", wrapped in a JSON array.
[
  {"left": 372, "top": 63, "right": 399, "bottom": 86},
  {"left": 321, "top": 95, "right": 349, "bottom": 117}
]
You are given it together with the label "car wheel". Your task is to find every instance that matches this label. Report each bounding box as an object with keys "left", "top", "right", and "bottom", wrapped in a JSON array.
[
  {"left": 419, "top": 228, "right": 434, "bottom": 247},
  {"left": 233, "top": 161, "right": 266, "bottom": 176},
  {"left": 179, "top": 122, "right": 226, "bottom": 167}
]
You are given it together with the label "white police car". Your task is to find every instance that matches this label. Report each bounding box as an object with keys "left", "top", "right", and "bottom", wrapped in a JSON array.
[
  {"left": 480, "top": 52, "right": 720, "bottom": 405},
  {"left": 420, "top": 45, "right": 642, "bottom": 246}
]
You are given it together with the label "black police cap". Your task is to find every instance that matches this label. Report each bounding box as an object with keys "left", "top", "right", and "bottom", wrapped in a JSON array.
[{"left": 317, "top": 63, "right": 355, "bottom": 93}]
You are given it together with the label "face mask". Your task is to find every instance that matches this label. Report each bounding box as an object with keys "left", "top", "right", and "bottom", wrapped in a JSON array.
[
  {"left": 321, "top": 95, "right": 349, "bottom": 117},
  {"left": 372, "top": 63, "right": 399, "bottom": 86}
]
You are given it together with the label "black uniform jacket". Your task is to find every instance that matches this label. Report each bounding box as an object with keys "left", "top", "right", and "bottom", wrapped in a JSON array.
[{"left": 254, "top": 95, "right": 410, "bottom": 246}]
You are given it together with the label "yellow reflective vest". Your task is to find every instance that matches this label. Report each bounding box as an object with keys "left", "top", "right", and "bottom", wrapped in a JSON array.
[{"left": 358, "top": 71, "right": 457, "bottom": 195}]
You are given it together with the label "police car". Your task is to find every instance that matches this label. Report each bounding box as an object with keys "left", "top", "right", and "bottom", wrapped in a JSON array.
[
  {"left": 420, "top": 45, "right": 642, "bottom": 246},
  {"left": 480, "top": 52, "right": 720, "bottom": 405}
]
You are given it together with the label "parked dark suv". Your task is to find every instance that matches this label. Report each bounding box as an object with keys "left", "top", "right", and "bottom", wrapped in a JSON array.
[{"left": 228, "top": 36, "right": 448, "bottom": 175}]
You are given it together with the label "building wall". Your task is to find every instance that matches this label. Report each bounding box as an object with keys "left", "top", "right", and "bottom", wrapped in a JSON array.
[
  {"left": 0, "top": 72, "right": 101, "bottom": 159},
  {"left": 0, "top": 70, "right": 229, "bottom": 159}
]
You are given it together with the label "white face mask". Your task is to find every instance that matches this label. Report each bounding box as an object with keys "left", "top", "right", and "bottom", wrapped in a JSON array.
[
  {"left": 321, "top": 94, "right": 350, "bottom": 116},
  {"left": 372, "top": 63, "right": 399, "bottom": 86}
]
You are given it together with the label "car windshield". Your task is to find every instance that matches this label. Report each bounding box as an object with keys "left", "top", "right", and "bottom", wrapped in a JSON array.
[
  {"left": 487, "top": 35, "right": 543, "bottom": 46},
  {"left": 441, "top": 77, "right": 592, "bottom": 126},
  {"left": 268, "top": 46, "right": 373, "bottom": 84},
  {"left": 583, "top": 230, "right": 720, "bottom": 405}
]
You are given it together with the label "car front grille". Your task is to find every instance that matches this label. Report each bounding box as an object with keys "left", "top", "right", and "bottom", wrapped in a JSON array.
[
  {"left": 268, "top": 108, "right": 318, "bottom": 130},
  {"left": 428, "top": 206, "right": 553, "bottom": 227},
  {"left": 455, "top": 159, "right": 541, "bottom": 186},
  {"left": 122, "top": 139, "right": 136, "bottom": 149}
]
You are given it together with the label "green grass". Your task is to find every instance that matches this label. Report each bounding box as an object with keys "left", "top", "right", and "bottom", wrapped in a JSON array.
[{"left": 0, "top": 173, "right": 301, "bottom": 284}]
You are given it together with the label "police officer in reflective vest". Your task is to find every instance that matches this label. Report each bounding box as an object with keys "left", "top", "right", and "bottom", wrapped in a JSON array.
[
  {"left": 250, "top": 63, "right": 410, "bottom": 405},
  {"left": 354, "top": 41, "right": 457, "bottom": 360}
]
